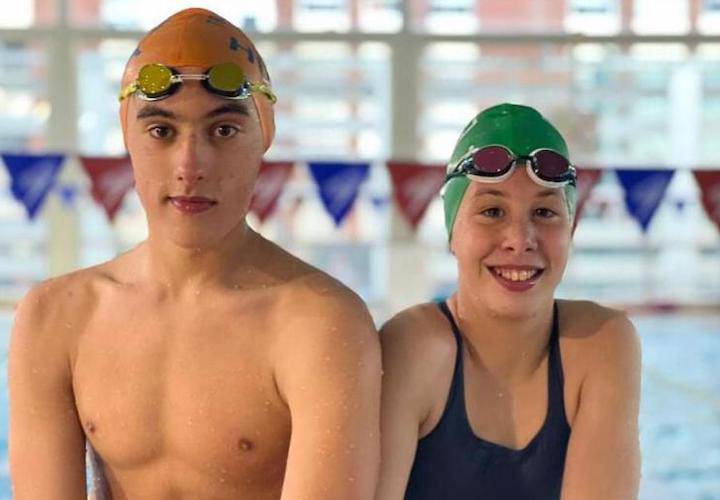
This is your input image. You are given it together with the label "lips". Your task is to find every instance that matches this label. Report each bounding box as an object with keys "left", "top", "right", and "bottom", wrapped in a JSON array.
[
  {"left": 168, "top": 196, "right": 217, "bottom": 214},
  {"left": 487, "top": 265, "right": 544, "bottom": 292}
]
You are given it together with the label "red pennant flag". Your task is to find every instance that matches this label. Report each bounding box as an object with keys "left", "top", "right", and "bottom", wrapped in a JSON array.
[
  {"left": 80, "top": 156, "right": 134, "bottom": 222},
  {"left": 250, "top": 161, "right": 294, "bottom": 223},
  {"left": 388, "top": 162, "right": 446, "bottom": 230},
  {"left": 574, "top": 167, "right": 603, "bottom": 229},
  {"left": 693, "top": 170, "right": 720, "bottom": 232}
]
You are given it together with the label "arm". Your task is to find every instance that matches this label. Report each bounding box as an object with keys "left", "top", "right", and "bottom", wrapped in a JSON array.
[
  {"left": 561, "top": 314, "right": 642, "bottom": 500},
  {"left": 276, "top": 291, "right": 382, "bottom": 500},
  {"left": 375, "top": 315, "right": 426, "bottom": 500},
  {"left": 8, "top": 286, "right": 87, "bottom": 499}
]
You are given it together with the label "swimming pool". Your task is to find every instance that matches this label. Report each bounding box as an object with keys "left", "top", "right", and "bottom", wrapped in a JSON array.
[{"left": 0, "top": 311, "right": 718, "bottom": 499}]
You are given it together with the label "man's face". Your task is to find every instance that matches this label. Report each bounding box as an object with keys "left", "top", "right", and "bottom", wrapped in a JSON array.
[{"left": 124, "top": 68, "right": 265, "bottom": 249}]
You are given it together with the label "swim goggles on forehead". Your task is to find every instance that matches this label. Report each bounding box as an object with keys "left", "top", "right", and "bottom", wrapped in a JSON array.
[
  {"left": 446, "top": 145, "right": 576, "bottom": 188},
  {"left": 118, "top": 62, "right": 277, "bottom": 103}
]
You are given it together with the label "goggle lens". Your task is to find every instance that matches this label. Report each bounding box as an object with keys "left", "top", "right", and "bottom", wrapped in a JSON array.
[
  {"left": 207, "top": 62, "right": 246, "bottom": 93},
  {"left": 471, "top": 146, "right": 514, "bottom": 175},
  {"left": 137, "top": 63, "right": 174, "bottom": 98},
  {"left": 532, "top": 149, "right": 571, "bottom": 180}
]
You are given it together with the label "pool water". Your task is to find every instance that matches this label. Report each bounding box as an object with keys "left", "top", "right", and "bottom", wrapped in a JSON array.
[{"left": 0, "top": 312, "right": 718, "bottom": 499}]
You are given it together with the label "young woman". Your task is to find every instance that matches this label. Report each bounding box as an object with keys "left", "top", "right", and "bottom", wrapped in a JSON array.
[{"left": 377, "top": 104, "right": 641, "bottom": 500}]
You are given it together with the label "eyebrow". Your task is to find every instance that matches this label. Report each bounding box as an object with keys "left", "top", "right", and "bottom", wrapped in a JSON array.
[
  {"left": 136, "top": 102, "right": 250, "bottom": 121},
  {"left": 136, "top": 105, "right": 175, "bottom": 120},
  {"left": 472, "top": 189, "right": 506, "bottom": 198},
  {"left": 206, "top": 103, "right": 250, "bottom": 118},
  {"left": 472, "top": 188, "right": 562, "bottom": 199}
]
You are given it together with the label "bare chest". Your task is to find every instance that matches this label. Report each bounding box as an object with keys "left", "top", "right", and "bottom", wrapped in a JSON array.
[{"left": 72, "top": 300, "right": 290, "bottom": 487}]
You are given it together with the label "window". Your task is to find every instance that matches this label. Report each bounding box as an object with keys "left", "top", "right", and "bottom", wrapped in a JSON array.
[
  {"left": 0, "top": 42, "right": 49, "bottom": 151},
  {"left": 565, "top": 0, "right": 620, "bottom": 34},
  {"left": 0, "top": 0, "right": 56, "bottom": 28},
  {"left": 699, "top": 0, "right": 720, "bottom": 33},
  {"left": 71, "top": 0, "right": 278, "bottom": 31},
  {"left": 294, "top": 0, "right": 350, "bottom": 32},
  {"left": 633, "top": 0, "right": 690, "bottom": 34}
]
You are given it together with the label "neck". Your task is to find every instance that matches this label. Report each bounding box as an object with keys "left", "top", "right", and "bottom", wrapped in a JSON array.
[
  {"left": 449, "top": 290, "right": 555, "bottom": 383},
  {"left": 139, "top": 221, "right": 262, "bottom": 295}
]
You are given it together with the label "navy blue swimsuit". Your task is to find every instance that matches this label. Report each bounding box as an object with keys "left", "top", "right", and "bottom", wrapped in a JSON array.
[{"left": 405, "top": 301, "right": 570, "bottom": 500}]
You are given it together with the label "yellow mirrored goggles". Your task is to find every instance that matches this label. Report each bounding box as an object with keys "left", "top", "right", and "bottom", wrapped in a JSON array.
[{"left": 118, "top": 62, "right": 277, "bottom": 103}]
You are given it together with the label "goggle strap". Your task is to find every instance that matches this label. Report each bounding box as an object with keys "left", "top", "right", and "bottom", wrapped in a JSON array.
[
  {"left": 118, "top": 82, "right": 138, "bottom": 102},
  {"left": 251, "top": 83, "right": 277, "bottom": 103}
]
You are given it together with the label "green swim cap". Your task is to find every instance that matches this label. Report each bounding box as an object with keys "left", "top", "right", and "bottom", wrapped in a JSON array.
[{"left": 442, "top": 103, "right": 577, "bottom": 240}]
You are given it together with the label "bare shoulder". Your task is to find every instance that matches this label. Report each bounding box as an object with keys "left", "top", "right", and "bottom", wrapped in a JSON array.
[
  {"left": 380, "top": 302, "right": 456, "bottom": 366},
  {"left": 269, "top": 267, "right": 381, "bottom": 408},
  {"left": 278, "top": 268, "right": 375, "bottom": 334},
  {"left": 10, "top": 264, "right": 118, "bottom": 370},
  {"left": 14, "top": 266, "right": 107, "bottom": 334},
  {"left": 379, "top": 303, "right": 457, "bottom": 417},
  {"left": 255, "top": 236, "right": 376, "bottom": 337},
  {"left": 557, "top": 299, "right": 641, "bottom": 377},
  {"left": 269, "top": 258, "right": 380, "bottom": 368},
  {"left": 559, "top": 300, "right": 638, "bottom": 344}
]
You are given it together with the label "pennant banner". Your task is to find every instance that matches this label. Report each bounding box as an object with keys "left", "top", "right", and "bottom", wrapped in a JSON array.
[
  {"left": 1, "top": 153, "right": 65, "bottom": 220},
  {"left": 387, "top": 162, "right": 445, "bottom": 230},
  {"left": 80, "top": 156, "right": 135, "bottom": 222},
  {"left": 308, "top": 161, "right": 370, "bottom": 226},
  {"left": 693, "top": 170, "right": 720, "bottom": 231},
  {"left": 2, "top": 150, "right": 720, "bottom": 237},
  {"left": 615, "top": 168, "right": 675, "bottom": 233},
  {"left": 250, "top": 161, "right": 294, "bottom": 223},
  {"left": 573, "top": 167, "right": 603, "bottom": 229}
]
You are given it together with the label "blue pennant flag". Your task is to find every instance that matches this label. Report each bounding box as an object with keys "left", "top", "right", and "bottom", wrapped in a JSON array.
[
  {"left": 615, "top": 168, "right": 675, "bottom": 233},
  {"left": 308, "top": 162, "right": 370, "bottom": 226},
  {"left": 2, "top": 154, "right": 65, "bottom": 220}
]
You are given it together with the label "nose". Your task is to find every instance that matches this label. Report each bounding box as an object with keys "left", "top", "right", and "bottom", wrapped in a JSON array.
[
  {"left": 501, "top": 216, "right": 538, "bottom": 253},
  {"left": 173, "top": 132, "right": 207, "bottom": 185}
]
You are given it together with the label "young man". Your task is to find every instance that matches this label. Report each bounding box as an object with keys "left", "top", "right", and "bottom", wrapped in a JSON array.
[{"left": 9, "top": 8, "right": 381, "bottom": 499}]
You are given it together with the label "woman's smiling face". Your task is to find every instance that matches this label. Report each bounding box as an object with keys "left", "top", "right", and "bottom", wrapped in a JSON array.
[{"left": 450, "top": 164, "right": 573, "bottom": 319}]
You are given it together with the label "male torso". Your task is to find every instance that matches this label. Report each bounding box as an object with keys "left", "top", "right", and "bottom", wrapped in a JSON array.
[{"left": 58, "top": 236, "right": 348, "bottom": 498}]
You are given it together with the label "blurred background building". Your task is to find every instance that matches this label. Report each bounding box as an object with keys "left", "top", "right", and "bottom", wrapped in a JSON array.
[{"left": 0, "top": 1, "right": 718, "bottom": 498}]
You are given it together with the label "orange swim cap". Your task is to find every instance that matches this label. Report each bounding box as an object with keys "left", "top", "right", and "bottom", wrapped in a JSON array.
[{"left": 119, "top": 8, "right": 275, "bottom": 151}]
